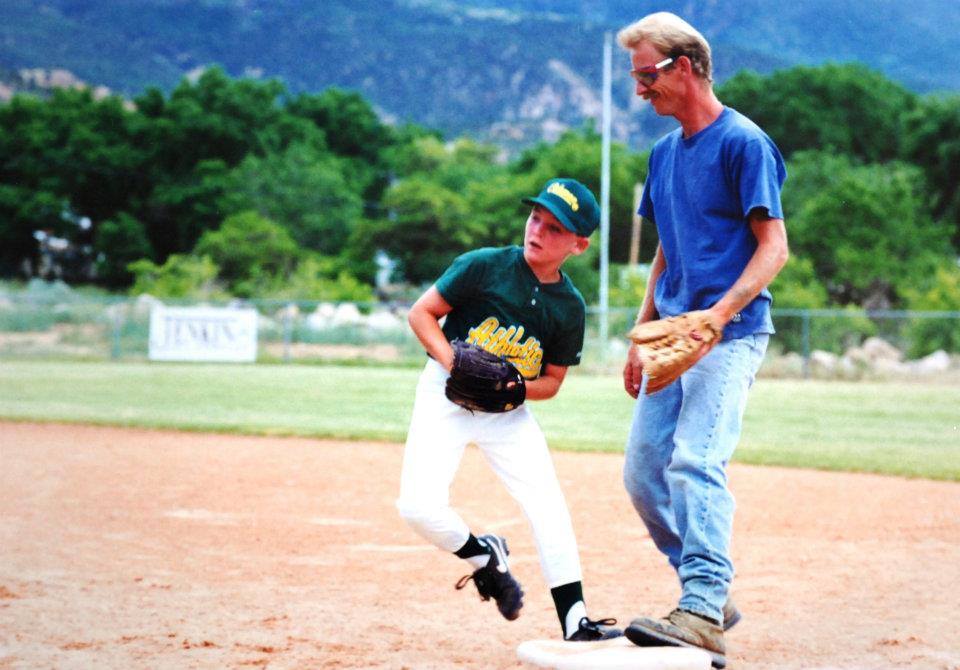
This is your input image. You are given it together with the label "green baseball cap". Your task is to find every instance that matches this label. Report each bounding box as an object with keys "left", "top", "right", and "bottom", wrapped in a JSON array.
[{"left": 522, "top": 178, "right": 600, "bottom": 237}]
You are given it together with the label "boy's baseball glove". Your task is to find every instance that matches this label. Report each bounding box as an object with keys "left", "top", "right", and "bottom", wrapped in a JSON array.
[
  {"left": 445, "top": 340, "right": 526, "bottom": 412},
  {"left": 627, "top": 310, "right": 721, "bottom": 394}
]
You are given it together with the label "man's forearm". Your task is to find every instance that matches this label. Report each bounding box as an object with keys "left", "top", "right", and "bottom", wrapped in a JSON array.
[
  {"left": 713, "top": 219, "right": 789, "bottom": 324},
  {"left": 634, "top": 244, "right": 665, "bottom": 325}
]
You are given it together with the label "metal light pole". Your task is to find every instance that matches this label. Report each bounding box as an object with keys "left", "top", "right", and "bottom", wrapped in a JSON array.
[{"left": 599, "top": 31, "right": 612, "bottom": 366}]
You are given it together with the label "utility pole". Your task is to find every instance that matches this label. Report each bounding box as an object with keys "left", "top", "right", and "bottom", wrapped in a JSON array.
[
  {"left": 599, "top": 31, "right": 612, "bottom": 365},
  {"left": 628, "top": 182, "right": 643, "bottom": 267}
]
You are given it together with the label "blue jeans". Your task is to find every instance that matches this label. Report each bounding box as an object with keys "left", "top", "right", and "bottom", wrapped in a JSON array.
[{"left": 623, "top": 334, "right": 768, "bottom": 623}]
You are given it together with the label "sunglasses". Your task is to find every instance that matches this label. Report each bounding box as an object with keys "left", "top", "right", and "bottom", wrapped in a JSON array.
[{"left": 629, "top": 57, "right": 675, "bottom": 87}]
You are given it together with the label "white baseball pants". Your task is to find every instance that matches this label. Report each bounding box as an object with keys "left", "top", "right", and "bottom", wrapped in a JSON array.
[{"left": 396, "top": 358, "right": 583, "bottom": 588}]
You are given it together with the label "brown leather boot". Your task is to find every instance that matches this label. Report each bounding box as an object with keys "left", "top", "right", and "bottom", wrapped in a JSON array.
[
  {"left": 723, "top": 598, "right": 741, "bottom": 631},
  {"left": 625, "top": 608, "right": 726, "bottom": 668}
]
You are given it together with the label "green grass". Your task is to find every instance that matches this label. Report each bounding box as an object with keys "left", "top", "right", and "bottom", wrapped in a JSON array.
[
  {"left": 1, "top": 361, "right": 958, "bottom": 481},
  {"left": 738, "top": 379, "right": 960, "bottom": 479}
]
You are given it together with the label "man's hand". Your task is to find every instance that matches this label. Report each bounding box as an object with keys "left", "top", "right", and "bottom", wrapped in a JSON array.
[
  {"left": 623, "top": 340, "right": 645, "bottom": 399},
  {"left": 625, "top": 310, "right": 723, "bottom": 395}
]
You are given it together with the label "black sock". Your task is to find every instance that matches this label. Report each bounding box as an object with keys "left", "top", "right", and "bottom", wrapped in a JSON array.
[
  {"left": 551, "top": 581, "right": 585, "bottom": 635},
  {"left": 454, "top": 534, "right": 488, "bottom": 559}
]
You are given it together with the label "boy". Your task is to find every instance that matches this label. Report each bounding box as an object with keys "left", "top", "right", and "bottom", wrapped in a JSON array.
[{"left": 396, "top": 178, "right": 620, "bottom": 641}]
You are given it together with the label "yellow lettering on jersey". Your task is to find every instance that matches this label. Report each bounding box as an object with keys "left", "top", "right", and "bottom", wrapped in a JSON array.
[{"left": 467, "top": 317, "right": 544, "bottom": 379}]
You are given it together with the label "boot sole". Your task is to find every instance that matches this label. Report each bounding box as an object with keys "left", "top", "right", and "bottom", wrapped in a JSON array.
[{"left": 624, "top": 623, "right": 726, "bottom": 669}]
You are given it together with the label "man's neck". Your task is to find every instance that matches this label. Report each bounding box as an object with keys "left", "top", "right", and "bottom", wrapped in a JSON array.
[{"left": 675, "top": 88, "right": 724, "bottom": 138}]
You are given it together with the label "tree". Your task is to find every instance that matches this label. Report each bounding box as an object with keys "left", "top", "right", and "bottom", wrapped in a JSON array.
[
  {"left": 903, "top": 263, "right": 960, "bottom": 356},
  {"left": 143, "top": 159, "right": 234, "bottom": 260},
  {"left": 128, "top": 254, "right": 224, "bottom": 300},
  {"left": 0, "top": 186, "right": 63, "bottom": 276},
  {"left": 139, "top": 67, "right": 289, "bottom": 173},
  {"left": 388, "top": 134, "right": 456, "bottom": 178},
  {"left": 288, "top": 87, "right": 399, "bottom": 209},
  {"left": 785, "top": 152, "right": 952, "bottom": 306},
  {"left": 265, "top": 254, "right": 374, "bottom": 303},
  {"left": 94, "top": 212, "right": 154, "bottom": 288},
  {"left": 0, "top": 89, "right": 149, "bottom": 278},
  {"left": 768, "top": 256, "right": 828, "bottom": 309},
  {"left": 374, "top": 177, "right": 475, "bottom": 285},
  {"left": 395, "top": 136, "right": 529, "bottom": 251},
  {"left": 223, "top": 142, "right": 362, "bottom": 256},
  {"left": 365, "top": 135, "right": 516, "bottom": 285},
  {"left": 718, "top": 63, "right": 916, "bottom": 162},
  {"left": 901, "top": 94, "right": 960, "bottom": 252},
  {"left": 192, "top": 211, "right": 301, "bottom": 298},
  {"left": 0, "top": 88, "right": 148, "bottom": 219},
  {"left": 462, "top": 172, "right": 532, "bottom": 249},
  {"left": 45, "top": 90, "right": 150, "bottom": 223},
  {"left": 288, "top": 88, "right": 394, "bottom": 164},
  {"left": 130, "top": 71, "right": 301, "bottom": 263}
]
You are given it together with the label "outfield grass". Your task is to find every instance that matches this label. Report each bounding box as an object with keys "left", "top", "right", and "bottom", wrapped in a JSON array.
[{"left": 1, "top": 360, "right": 957, "bottom": 481}]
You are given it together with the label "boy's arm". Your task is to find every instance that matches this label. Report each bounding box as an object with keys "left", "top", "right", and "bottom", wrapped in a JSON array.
[
  {"left": 409, "top": 283, "right": 571, "bottom": 401},
  {"left": 525, "top": 363, "right": 567, "bottom": 401},
  {"left": 408, "top": 285, "right": 456, "bottom": 371}
]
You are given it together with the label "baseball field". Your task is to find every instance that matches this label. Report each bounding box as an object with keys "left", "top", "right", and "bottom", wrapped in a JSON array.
[{"left": 1, "top": 361, "right": 959, "bottom": 669}]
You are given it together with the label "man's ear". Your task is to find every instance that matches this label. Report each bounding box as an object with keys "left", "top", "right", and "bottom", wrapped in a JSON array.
[{"left": 571, "top": 236, "right": 591, "bottom": 256}]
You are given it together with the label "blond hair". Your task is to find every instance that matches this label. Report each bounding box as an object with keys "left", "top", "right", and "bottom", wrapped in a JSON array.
[{"left": 617, "top": 12, "right": 713, "bottom": 82}]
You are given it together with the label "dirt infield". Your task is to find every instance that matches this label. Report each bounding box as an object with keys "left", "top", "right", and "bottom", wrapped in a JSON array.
[{"left": 1, "top": 421, "right": 959, "bottom": 670}]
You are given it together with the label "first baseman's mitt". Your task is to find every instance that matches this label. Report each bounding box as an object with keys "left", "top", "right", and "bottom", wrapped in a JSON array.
[
  {"left": 445, "top": 340, "right": 526, "bottom": 412},
  {"left": 627, "top": 310, "right": 721, "bottom": 394}
]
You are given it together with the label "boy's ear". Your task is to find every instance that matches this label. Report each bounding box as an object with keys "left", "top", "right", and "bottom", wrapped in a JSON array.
[{"left": 571, "top": 236, "right": 591, "bottom": 256}]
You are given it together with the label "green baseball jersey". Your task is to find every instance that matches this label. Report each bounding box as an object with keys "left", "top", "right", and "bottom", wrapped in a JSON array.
[{"left": 434, "top": 246, "right": 586, "bottom": 379}]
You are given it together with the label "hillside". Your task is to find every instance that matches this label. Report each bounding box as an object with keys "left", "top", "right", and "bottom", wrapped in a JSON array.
[{"left": 1, "top": 0, "right": 957, "bottom": 150}]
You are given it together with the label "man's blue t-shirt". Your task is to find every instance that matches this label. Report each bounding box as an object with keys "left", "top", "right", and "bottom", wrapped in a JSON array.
[{"left": 639, "top": 106, "right": 786, "bottom": 340}]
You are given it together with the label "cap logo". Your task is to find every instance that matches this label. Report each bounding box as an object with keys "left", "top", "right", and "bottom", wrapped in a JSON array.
[{"left": 547, "top": 182, "right": 579, "bottom": 211}]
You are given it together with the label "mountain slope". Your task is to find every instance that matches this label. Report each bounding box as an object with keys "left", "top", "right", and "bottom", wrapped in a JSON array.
[{"left": 1, "top": 0, "right": 956, "bottom": 149}]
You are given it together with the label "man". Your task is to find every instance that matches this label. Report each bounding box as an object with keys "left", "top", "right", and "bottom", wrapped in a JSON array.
[{"left": 616, "top": 12, "right": 789, "bottom": 669}]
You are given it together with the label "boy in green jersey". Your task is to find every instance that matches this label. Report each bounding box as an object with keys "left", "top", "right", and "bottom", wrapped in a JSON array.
[{"left": 396, "top": 178, "right": 621, "bottom": 641}]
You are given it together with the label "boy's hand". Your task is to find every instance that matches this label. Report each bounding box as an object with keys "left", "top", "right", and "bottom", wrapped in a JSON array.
[
  {"left": 438, "top": 342, "right": 456, "bottom": 371},
  {"left": 444, "top": 340, "right": 526, "bottom": 412}
]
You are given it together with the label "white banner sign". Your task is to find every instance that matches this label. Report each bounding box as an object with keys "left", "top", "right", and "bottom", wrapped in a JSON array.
[{"left": 148, "top": 306, "right": 258, "bottom": 362}]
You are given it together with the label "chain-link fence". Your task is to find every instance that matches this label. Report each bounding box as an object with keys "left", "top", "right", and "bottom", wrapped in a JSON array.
[{"left": 1, "top": 285, "right": 958, "bottom": 380}]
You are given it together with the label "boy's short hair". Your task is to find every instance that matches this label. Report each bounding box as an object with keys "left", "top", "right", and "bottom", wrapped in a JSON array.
[
  {"left": 522, "top": 178, "right": 600, "bottom": 237},
  {"left": 617, "top": 12, "right": 713, "bottom": 83}
]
